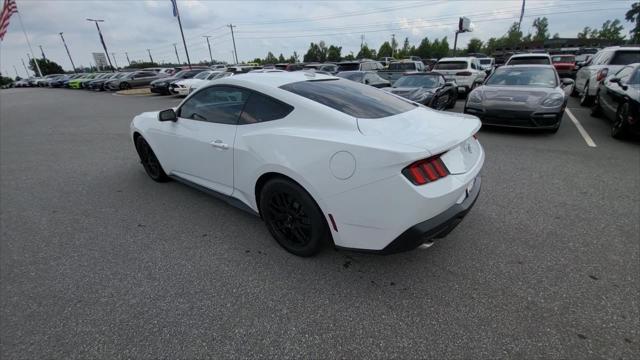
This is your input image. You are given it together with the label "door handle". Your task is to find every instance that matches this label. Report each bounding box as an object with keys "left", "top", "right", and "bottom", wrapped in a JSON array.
[{"left": 210, "top": 140, "right": 229, "bottom": 150}]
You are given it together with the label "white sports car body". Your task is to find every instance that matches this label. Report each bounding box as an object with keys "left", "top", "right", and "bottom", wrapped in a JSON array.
[
  {"left": 131, "top": 72, "right": 484, "bottom": 256},
  {"left": 171, "top": 71, "right": 228, "bottom": 96}
]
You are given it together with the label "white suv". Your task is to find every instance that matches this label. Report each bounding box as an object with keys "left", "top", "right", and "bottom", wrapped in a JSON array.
[
  {"left": 433, "top": 57, "right": 486, "bottom": 94},
  {"left": 574, "top": 46, "right": 640, "bottom": 106}
]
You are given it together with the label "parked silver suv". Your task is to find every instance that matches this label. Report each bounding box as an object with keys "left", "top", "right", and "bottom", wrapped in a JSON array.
[{"left": 574, "top": 46, "right": 640, "bottom": 106}]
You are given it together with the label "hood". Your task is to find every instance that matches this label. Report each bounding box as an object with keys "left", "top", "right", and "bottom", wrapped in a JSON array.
[
  {"left": 386, "top": 86, "right": 435, "bottom": 100},
  {"left": 356, "top": 107, "right": 481, "bottom": 155},
  {"left": 475, "top": 85, "right": 562, "bottom": 111}
]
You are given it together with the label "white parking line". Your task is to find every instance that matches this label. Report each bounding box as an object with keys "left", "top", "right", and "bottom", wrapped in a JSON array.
[{"left": 566, "top": 108, "right": 597, "bottom": 148}]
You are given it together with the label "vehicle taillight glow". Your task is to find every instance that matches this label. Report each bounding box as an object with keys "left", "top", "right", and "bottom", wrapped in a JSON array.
[
  {"left": 456, "top": 71, "right": 472, "bottom": 76},
  {"left": 596, "top": 68, "right": 608, "bottom": 82},
  {"left": 402, "top": 155, "right": 450, "bottom": 185}
]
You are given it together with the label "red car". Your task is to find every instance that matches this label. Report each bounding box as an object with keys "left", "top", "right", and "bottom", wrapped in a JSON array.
[{"left": 551, "top": 54, "right": 576, "bottom": 78}]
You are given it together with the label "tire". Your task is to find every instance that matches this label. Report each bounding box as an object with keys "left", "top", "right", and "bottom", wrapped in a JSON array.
[
  {"left": 446, "top": 90, "right": 457, "bottom": 109},
  {"left": 611, "top": 102, "right": 630, "bottom": 139},
  {"left": 259, "top": 178, "right": 330, "bottom": 257},
  {"left": 120, "top": 82, "right": 131, "bottom": 90},
  {"left": 134, "top": 136, "right": 170, "bottom": 182},
  {"left": 580, "top": 82, "right": 593, "bottom": 106},
  {"left": 590, "top": 91, "right": 602, "bottom": 117}
]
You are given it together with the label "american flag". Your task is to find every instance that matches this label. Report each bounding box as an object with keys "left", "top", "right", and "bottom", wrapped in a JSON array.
[{"left": 0, "top": 0, "right": 17, "bottom": 41}]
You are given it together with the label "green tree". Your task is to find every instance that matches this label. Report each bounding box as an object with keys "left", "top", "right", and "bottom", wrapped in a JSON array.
[
  {"left": 552, "top": 33, "right": 560, "bottom": 39},
  {"left": 0, "top": 73, "right": 14, "bottom": 87},
  {"left": 398, "top": 37, "right": 411, "bottom": 58},
  {"left": 126, "top": 61, "right": 159, "bottom": 69},
  {"left": 252, "top": 58, "right": 263, "bottom": 65},
  {"left": 343, "top": 52, "right": 355, "bottom": 61},
  {"left": 356, "top": 44, "right": 374, "bottom": 59},
  {"left": 29, "top": 58, "right": 64, "bottom": 75},
  {"left": 532, "top": 17, "right": 550, "bottom": 41},
  {"left": 414, "top": 37, "right": 432, "bottom": 59},
  {"left": 505, "top": 22, "right": 523, "bottom": 47},
  {"left": 466, "top": 38, "right": 483, "bottom": 54},
  {"left": 327, "top": 45, "right": 342, "bottom": 62},
  {"left": 626, "top": 2, "right": 640, "bottom": 43},
  {"left": 278, "top": 53, "right": 286, "bottom": 63},
  {"left": 287, "top": 51, "right": 300, "bottom": 63},
  {"left": 577, "top": 26, "right": 591, "bottom": 39},
  {"left": 377, "top": 41, "right": 394, "bottom": 58},
  {"left": 434, "top": 37, "right": 450, "bottom": 58},
  {"left": 264, "top": 52, "right": 278, "bottom": 64},
  {"left": 598, "top": 19, "right": 626, "bottom": 41}
]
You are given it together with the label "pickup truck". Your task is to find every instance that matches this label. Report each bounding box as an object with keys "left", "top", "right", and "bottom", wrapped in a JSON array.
[{"left": 376, "top": 61, "right": 425, "bottom": 83}]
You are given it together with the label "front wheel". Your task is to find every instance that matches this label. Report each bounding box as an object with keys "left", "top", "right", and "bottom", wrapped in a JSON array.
[
  {"left": 580, "top": 83, "right": 593, "bottom": 106},
  {"left": 590, "top": 91, "right": 602, "bottom": 117},
  {"left": 611, "top": 102, "right": 630, "bottom": 139},
  {"left": 259, "top": 178, "right": 330, "bottom": 257},
  {"left": 134, "top": 137, "right": 170, "bottom": 182},
  {"left": 120, "top": 82, "right": 131, "bottom": 90}
]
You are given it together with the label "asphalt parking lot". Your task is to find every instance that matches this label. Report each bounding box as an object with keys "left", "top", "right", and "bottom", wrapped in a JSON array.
[{"left": 1, "top": 88, "right": 638, "bottom": 359}]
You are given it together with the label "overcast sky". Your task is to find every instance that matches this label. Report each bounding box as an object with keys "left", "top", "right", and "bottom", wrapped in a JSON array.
[{"left": 0, "top": 0, "right": 635, "bottom": 77}]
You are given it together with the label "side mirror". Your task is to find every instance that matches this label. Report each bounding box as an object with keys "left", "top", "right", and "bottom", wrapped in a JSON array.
[
  {"left": 561, "top": 78, "right": 575, "bottom": 86},
  {"left": 485, "top": 69, "right": 491, "bottom": 76},
  {"left": 158, "top": 109, "right": 177, "bottom": 122},
  {"left": 364, "top": 79, "right": 370, "bottom": 84},
  {"left": 609, "top": 77, "right": 621, "bottom": 84},
  {"left": 473, "top": 78, "right": 484, "bottom": 85}
]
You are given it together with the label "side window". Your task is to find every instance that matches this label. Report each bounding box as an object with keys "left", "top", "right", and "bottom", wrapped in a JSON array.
[
  {"left": 470, "top": 62, "right": 477, "bottom": 70},
  {"left": 179, "top": 86, "right": 250, "bottom": 125},
  {"left": 239, "top": 92, "right": 294, "bottom": 124}
]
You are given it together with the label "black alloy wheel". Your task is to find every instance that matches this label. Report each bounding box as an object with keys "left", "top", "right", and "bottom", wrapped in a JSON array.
[
  {"left": 259, "top": 178, "right": 329, "bottom": 257},
  {"left": 611, "top": 102, "right": 630, "bottom": 139},
  {"left": 134, "top": 137, "right": 169, "bottom": 182},
  {"left": 120, "top": 82, "right": 132, "bottom": 90}
]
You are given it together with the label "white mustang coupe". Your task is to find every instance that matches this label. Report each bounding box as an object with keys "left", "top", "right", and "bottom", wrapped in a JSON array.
[{"left": 131, "top": 72, "right": 484, "bottom": 256}]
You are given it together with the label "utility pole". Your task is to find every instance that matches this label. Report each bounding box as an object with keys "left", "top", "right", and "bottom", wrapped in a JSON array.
[
  {"left": 360, "top": 34, "right": 365, "bottom": 49},
  {"left": 125, "top": 52, "right": 131, "bottom": 66},
  {"left": 21, "top": 58, "right": 29, "bottom": 77},
  {"left": 228, "top": 24, "right": 238, "bottom": 64},
  {"left": 391, "top": 34, "right": 396, "bottom": 56},
  {"left": 203, "top": 35, "right": 213, "bottom": 64},
  {"left": 86, "top": 18, "right": 115, "bottom": 71},
  {"left": 517, "top": 0, "right": 526, "bottom": 32},
  {"left": 147, "top": 49, "right": 154, "bottom": 64},
  {"left": 59, "top": 32, "right": 77, "bottom": 73},
  {"left": 13, "top": 65, "right": 19, "bottom": 78},
  {"left": 39, "top": 45, "right": 46, "bottom": 60},
  {"left": 173, "top": 43, "right": 181, "bottom": 65},
  {"left": 111, "top": 53, "right": 119, "bottom": 69}
]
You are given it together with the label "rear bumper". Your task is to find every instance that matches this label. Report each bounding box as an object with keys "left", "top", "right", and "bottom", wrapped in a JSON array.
[{"left": 338, "top": 176, "right": 482, "bottom": 254}]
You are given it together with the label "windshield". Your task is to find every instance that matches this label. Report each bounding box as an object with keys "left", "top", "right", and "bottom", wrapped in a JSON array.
[
  {"left": 281, "top": 79, "right": 415, "bottom": 119},
  {"left": 486, "top": 67, "right": 557, "bottom": 87},
  {"left": 479, "top": 59, "right": 492, "bottom": 65},
  {"left": 629, "top": 68, "right": 640, "bottom": 84},
  {"left": 434, "top": 61, "right": 467, "bottom": 70},
  {"left": 575, "top": 54, "right": 590, "bottom": 62},
  {"left": 337, "top": 63, "right": 359, "bottom": 71},
  {"left": 388, "top": 63, "right": 417, "bottom": 71},
  {"left": 610, "top": 51, "right": 640, "bottom": 65},
  {"left": 337, "top": 72, "right": 364, "bottom": 82},
  {"left": 393, "top": 75, "right": 440, "bottom": 88},
  {"left": 552, "top": 55, "right": 575, "bottom": 63},
  {"left": 508, "top": 56, "right": 551, "bottom": 65},
  {"left": 173, "top": 70, "right": 189, "bottom": 78}
]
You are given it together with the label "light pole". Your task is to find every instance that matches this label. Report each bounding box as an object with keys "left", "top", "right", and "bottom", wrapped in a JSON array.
[
  {"left": 173, "top": 43, "right": 181, "bottom": 65},
  {"left": 203, "top": 35, "right": 213, "bottom": 64},
  {"left": 59, "top": 32, "right": 77, "bottom": 73},
  {"left": 86, "top": 18, "right": 115, "bottom": 71},
  {"left": 228, "top": 24, "right": 238, "bottom": 64},
  {"left": 21, "top": 58, "right": 29, "bottom": 77},
  {"left": 125, "top": 52, "right": 131, "bottom": 66},
  {"left": 39, "top": 45, "right": 46, "bottom": 60},
  {"left": 146, "top": 49, "right": 154, "bottom": 64},
  {"left": 111, "top": 53, "right": 119, "bottom": 69}
]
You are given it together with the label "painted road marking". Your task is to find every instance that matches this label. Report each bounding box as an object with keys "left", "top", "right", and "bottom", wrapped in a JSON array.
[{"left": 566, "top": 108, "right": 597, "bottom": 148}]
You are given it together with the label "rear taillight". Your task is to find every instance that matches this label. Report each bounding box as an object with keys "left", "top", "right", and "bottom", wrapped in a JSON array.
[
  {"left": 596, "top": 68, "right": 608, "bottom": 82},
  {"left": 402, "top": 155, "right": 450, "bottom": 185},
  {"left": 456, "top": 71, "right": 472, "bottom": 76}
]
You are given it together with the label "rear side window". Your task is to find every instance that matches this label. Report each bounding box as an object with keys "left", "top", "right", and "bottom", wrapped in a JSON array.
[
  {"left": 434, "top": 61, "right": 468, "bottom": 70},
  {"left": 508, "top": 57, "right": 550, "bottom": 65},
  {"left": 389, "top": 63, "right": 418, "bottom": 71},
  {"left": 610, "top": 51, "right": 640, "bottom": 65},
  {"left": 281, "top": 79, "right": 415, "bottom": 119},
  {"left": 337, "top": 63, "right": 359, "bottom": 71},
  {"left": 240, "top": 92, "right": 294, "bottom": 124}
]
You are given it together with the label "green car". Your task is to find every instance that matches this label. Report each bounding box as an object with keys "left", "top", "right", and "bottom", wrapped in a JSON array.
[{"left": 68, "top": 73, "right": 98, "bottom": 89}]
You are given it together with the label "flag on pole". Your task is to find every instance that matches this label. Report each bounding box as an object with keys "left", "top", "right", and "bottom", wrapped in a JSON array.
[
  {"left": 170, "top": 0, "right": 179, "bottom": 17},
  {"left": 0, "top": 0, "right": 18, "bottom": 41}
]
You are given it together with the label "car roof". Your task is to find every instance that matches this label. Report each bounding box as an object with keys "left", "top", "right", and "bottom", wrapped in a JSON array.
[
  {"left": 217, "top": 71, "right": 338, "bottom": 88},
  {"left": 599, "top": 46, "right": 640, "bottom": 51},
  {"left": 403, "top": 71, "right": 442, "bottom": 76},
  {"left": 438, "top": 57, "right": 476, "bottom": 61},
  {"left": 500, "top": 64, "right": 556, "bottom": 69},
  {"left": 510, "top": 53, "right": 550, "bottom": 57}
]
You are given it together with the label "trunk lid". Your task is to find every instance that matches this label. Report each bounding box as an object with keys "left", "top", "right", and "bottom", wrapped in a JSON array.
[{"left": 356, "top": 107, "right": 482, "bottom": 174}]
